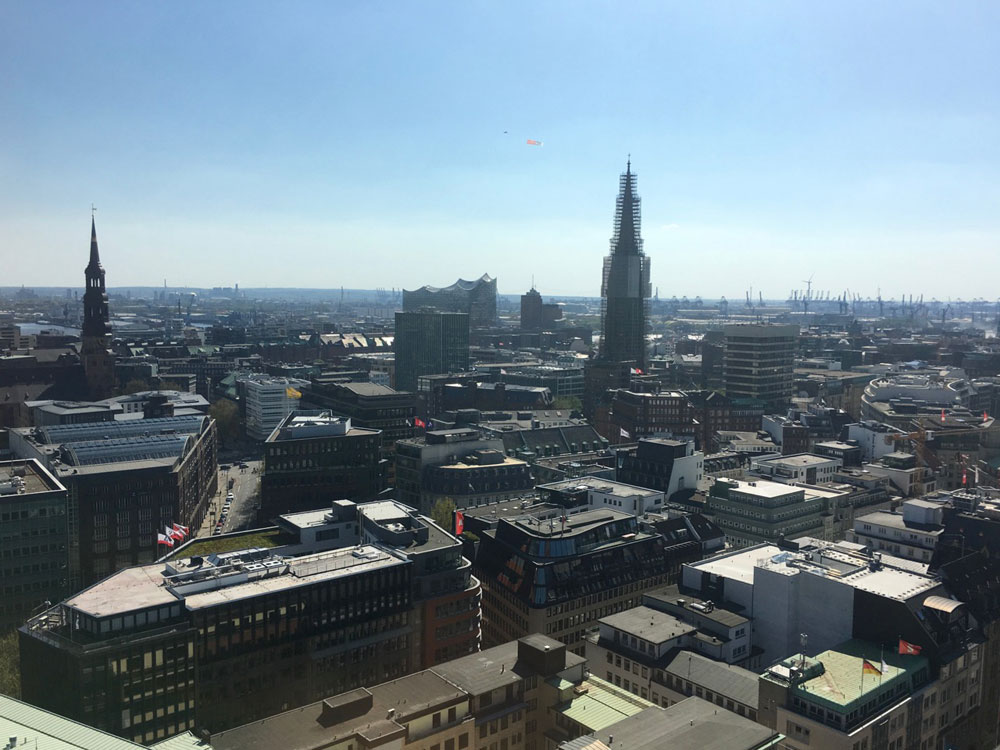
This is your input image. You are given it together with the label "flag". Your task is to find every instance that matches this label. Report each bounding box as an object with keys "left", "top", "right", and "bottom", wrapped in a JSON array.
[
  {"left": 526, "top": 139, "right": 543, "bottom": 146},
  {"left": 941, "top": 409, "right": 947, "bottom": 422},
  {"left": 962, "top": 470, "right": 968, "bottom": 486},
  {"left": 286, "top": 386, "right": 302, "bottom": 399},
  {"left": 500, "top": 368, "right": 507, "bottom": 375},
  {"left": 898, "top": 639, "right": 921, "bottom": 655},
  {"left": 620, "top": 427, "right": 631, "bottom": 438},
  {"left": 862, "top": 659, "right": 882, "bottom": 676},
  {"left": 173, "top": 523, "right": 189, "bottom": 538},
  {"left": 414, "top": 417, "right": 426, "bottom": 428},
  {"left": 984, "top": 411, "right": 989, "bottom": 422},
  {"left": 881, "top": 657, "right": 889, "bottom": 674},
  {"left": 454, "top": 510, "right": 464, "bottom": 536},
  {"left": 630, "top": 367, "right": 643, "bottom": 375},
  {"left": 167, "top": 525, "right": 183, "bottom": 541},
  {"left": 157, "top": 533, "right": 174, "bottom": 547}
]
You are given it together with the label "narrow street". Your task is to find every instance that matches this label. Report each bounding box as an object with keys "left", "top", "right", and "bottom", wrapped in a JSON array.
[{"left": 197, "top": 459, "right": 262, "bottom": 538}]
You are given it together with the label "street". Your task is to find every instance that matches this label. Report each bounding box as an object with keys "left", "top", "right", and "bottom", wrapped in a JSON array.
[{"left": 198, "top": 459, "right": 262, "bottom": 538}]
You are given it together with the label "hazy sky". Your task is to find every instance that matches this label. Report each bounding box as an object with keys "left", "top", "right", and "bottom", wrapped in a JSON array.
[{"left": 2, "top": 1, "right": 998, "bottom": 299}]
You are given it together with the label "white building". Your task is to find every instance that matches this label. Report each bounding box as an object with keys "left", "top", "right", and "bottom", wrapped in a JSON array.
[
  {"left": 748, "top": 453, "right": 842, "bottom": 484},
  {"left": 846, "top": 499, "right": 945, "bottom": 562},
  {"left": 680, "top": 537, "right": 946, "bottom": 667},
  {"left": 844, "top": 421, "right": 907, "bottom": 463},
  {"left": 241, "top": 375, "right": 310, "bottom": 441}
]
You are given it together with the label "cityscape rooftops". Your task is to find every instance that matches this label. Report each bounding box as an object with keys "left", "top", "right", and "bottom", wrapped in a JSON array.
[
  {"left": 752, "top": 453, "right": 838, "bottom": 468},
  {"left": 713, "top": 478, "right": 801, "bottom": 499},
  {"left": 267, "top": 410, "right": 379, "bottom": 442},
  {"left": 642, "top": 585, "right": 750, "bottom": 628}
]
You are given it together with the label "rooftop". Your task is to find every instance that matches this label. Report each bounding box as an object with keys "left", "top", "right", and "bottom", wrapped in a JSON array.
[
  {"left": 0, "top": 458, "right": 65, "bottom": 497},
  {"left": 64, "top": 543, "right": 406, "bottom": 619},
  {"left": 0, "top": 694, "right": 152, "bottom": 750},
  {"left": 663, "top": 651, "right": 760, "bottom": 709},
  {"left": 538, "top": 476, "right": 662, "bottom": 499},
  {"left": 753, "top": 453, "right": 838, "bottom": 467},
  {"left": 716, "top": 479, "right": 801, "bottom": 499},
  {"left": 600, "top": 606, "right": 696, "bottom": 644},
  {"left": 555, "top": 676, "right": 652, "bottom": 732},
  {"left": 689, "top": 539, "right": 941, "bottom": 601},
  {"left": 560, "top": 697, "right": 778, "bottom": 750}
]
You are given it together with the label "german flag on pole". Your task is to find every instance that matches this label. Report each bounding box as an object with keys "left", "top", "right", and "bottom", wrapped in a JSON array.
[{"left": 862, "top": 659, "right": 883, "bottom": 676}]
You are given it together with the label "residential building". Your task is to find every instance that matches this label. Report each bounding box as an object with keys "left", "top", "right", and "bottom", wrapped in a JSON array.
[
  {"left": 420, "top": 449, "right": 534, "bottom": 514},
  {"left": 239, "top": 374, "right": 310, "bottom": 441},
  {"left": 9, "top": 414, "right": 218, "bottom": 588},
  {"left": 707, "top": 478, "right": 825, "bottom": 548},
  {"left": 19, "top": 499, "right": 479, "bottom": 741},
  {"left": 723, "top": 324, "right": 798, "bottom": 411},
  {"left": 599, "top": 160, "right": 651, "bottom": 370},
  {"left": 394, "top": 311, "right": 470, "bottom": 393},
  {"left": 863, "top": 451, "right": 936, "bottom": 497},
  {"left": 402, "top": 274, "right": 497, "bottom": 328},
  {"left": 615, "top": 438, "right": 704, "bottom": 499},
  {"left": 0, "top": 458, "right": 69, "bottom": 629},
  {"left": 475, "top": 505, "right": 676, "bottom": 654},
  {"left": 259, "top": 410, "right": 385, "bottom": 521}
]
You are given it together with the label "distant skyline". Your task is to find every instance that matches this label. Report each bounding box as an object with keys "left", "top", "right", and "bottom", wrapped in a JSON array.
[{"left": 2, "top": 2, "right": 998, "bottom": 299}]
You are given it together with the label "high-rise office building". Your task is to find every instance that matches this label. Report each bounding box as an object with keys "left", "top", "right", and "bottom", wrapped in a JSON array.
[
  {"left": 599, "top": 161, "right": 651, "bottom": 369},
  {"left": 394, "top": 310, "right": 469, "bottom": 392},
  {"left": 81, "top": 217, "right": 115, "bottom": 399},
  {"left": 723, "top": 323, "right": 799, "bottom": 411}
]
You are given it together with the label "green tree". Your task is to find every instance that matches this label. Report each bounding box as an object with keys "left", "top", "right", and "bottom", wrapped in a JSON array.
[
  {"left": 430, "top": 497, "right": 457, "bottom": 533},
  {"left": 210, "top": 399, "right": 242, "bottom": 448},
  {"left": 0, "top": 628, "right": 20, "bottom": 698},
  {"left": 552, "top": 396, "right": 583, "bottom": 411},
  {"left": 121, "top": 377, "right": 153, "bottom": 395}
]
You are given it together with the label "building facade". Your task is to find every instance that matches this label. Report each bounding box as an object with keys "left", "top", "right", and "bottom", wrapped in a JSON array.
[
  {"left": 394, "top": 311, "right": 470, "bottom": 393},
  {"left": 259, "top": 411, "right": 385, "bottom": 521},
  {"left": 723, "top": 324, "right": 798, "bottom": 411},
  {"left": 239, "top": 374, "right": 311, "bottom": 441},
  {"left": 0, "top": 458, "right": 69, "bottom": 629}
]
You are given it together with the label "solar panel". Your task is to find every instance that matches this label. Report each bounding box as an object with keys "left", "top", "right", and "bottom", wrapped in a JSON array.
[{"left": 64, "top": 434, "right": 191, "bottom": 466}]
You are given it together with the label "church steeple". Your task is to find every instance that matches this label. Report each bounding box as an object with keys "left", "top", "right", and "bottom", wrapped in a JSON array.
[
  {"left": 82, "top": 215, "right": 111, "bottom": 340},
  {"left": 88, "top": 215, "right": 102, "bottom": 270},
  {"left": 611, "top": 157, "right": 642, "bottom": 257}
]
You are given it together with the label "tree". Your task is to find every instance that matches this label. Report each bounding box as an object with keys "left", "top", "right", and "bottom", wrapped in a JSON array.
[
  {"left": 121, "top": 377, "right": 153, "bottom": 395},
  {"left": 430, "top": 497, "right": 457, "bottom": 533},
  {"left": 552, "top": 396, "right": 583, "bottom": 412},
  {"left": 210, "top": 399, "right": 242, "bottom": 448},
  {"left": 0, "top": 628, "right": 20, "bottom": 698}
]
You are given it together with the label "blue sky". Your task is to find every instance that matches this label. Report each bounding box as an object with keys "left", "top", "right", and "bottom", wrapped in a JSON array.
[{"left": 2, "top": 1, "right": 998, "bottom": 299}]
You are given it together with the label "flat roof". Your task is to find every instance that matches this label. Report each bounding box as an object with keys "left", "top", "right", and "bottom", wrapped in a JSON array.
[
  {"left": 538, "top": 477, "right": 662, "bottom": 498},
  {"left": 723, "top": 479, "right": 801, "bottom": 499},
  {"left": 754, "top": 453, "right": 838, "bottom": 467},
  {"left": 600, "top": 606, "right": 696, "bottom": 644},
  {"left": 555, "top": 676, "right": 652, "bottom": 732},
  {"left": 66, "top": 544, "right": 407, "bottom": 618},
  {"left": 689, "top": 545, "right": 783, "bottom": 585},
  {"left": 0, "top": 458, "right": 65, "bottom": 496}
]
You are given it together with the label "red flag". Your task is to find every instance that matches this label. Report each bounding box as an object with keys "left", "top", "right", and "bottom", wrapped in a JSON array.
[
  {"left": 941, "top": 409, "right": 946, "bottom": 422},
  {"left": 173, "top": 523, "right": 189, "bottom": 538},
  {"left": 962, "top": 470, "right": 968, "bottom": 486},
  {"left": 167, "top": 525, "right": 183, "bottom": 541},
  {"left": 157, "top": 533, "right": 174, "bottom": 547},
  {"left": 414, "top": 417, "right": 426, "bottom": 429},
  {"left": 984, "top": 411, "right": 989, "bottom": 422},
  {"left": 454, "top": 510, "right": 464, "bottom": 536},
  {"left": 526, "top": 139, "right": 543, "bottom": 146},
  {"left": 898, "top": 639, "right": 921, "bottom": 655}
]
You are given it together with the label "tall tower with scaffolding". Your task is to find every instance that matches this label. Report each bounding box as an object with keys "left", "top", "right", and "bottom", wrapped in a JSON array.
[{"left": 599, "top": 159, "right": 651, "bottom": 369}]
